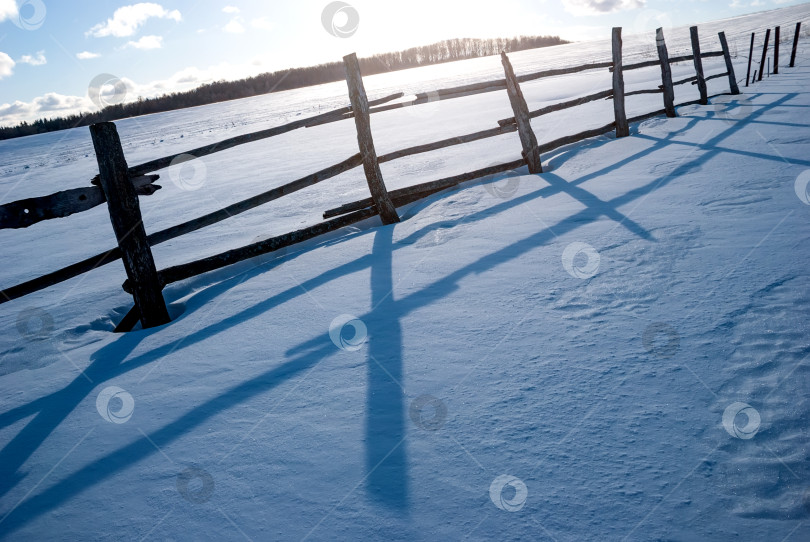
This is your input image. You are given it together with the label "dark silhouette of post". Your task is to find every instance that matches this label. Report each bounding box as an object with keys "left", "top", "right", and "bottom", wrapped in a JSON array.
[
  {"left": 690, "top": 26, "right": 708, "bottom": 105},
  {"left": 656, "top": 28, "right": 676, "bottom": 117},
  {"left": 611, "top": 27, "right": 629, "bottom": 137},
  {"left": 774, "top": 26, "right": 781, "bottom": 74},
  {"left": 718, "top": 32, "right": 740, "bottom": 95},
  {"left": 758, "top": 28, "right": 771, "bottom": 81},
  {"left": 500, "top": 52, "right": 542, "bottom": 173},
  {"left": 746, "top": 32, "right": 755, "bottom": 86},
  {"left": 343, "top": 53, "right": 400, "bottom": 225},
  {"left": 790, "top": 22, "right": 802, "bottom": 67},
  {"left": 90, "top": 122, "right": 170, "bottom": 329}
]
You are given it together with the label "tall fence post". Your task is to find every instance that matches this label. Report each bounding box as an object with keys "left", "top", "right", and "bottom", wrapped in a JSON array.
[
  {"left": 342, "top": 53, "right": 400, "bottom": 225},
  {"left": 690, "top": 26, "right": 708, "bottom": 105},
  {"left": 611, "top": 27, "right": 629, "bottom": 138},
  {"left": 656, "top": 28, "right": 676, "bottom": 118},
  {"left": 774, "top": 26, "right": 781, "bottom": 74},
  {"left": 718, "top": 32, "right": 740, "bottom": 95},
  {"left": 746, "top": 32, "right": 755, "bottom": 86},
  {"left": 500, "top": 52, "right": 542, "bottom": 174},
  {"left": 89, "top": 122, "right": 170, "bottom": 329},
  {"left": 790, "top": 22, "right": 802, "bottom": 67},
  {"left": 758, "top": 28, "right": 771, "bottom": 81}
]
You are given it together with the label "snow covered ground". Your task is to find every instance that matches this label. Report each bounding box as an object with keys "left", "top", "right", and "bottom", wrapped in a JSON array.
[{"left": 1, "top": 4, "right": 809, "bottom": 541}]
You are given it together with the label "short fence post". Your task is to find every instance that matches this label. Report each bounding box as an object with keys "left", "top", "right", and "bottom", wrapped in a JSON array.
[
  {"left": 89, "top": 122, "right": 170, "bottom": 329},
  {"left": 656, "top": 28, "right": 676, "bottom": 117},
  {"left": 690, "top": 26, "right": 708, "bottom": 105},
  {"left": 342, "top": 53, "right": 400, "bottom": 225},
  {"left": 500, "top": 52, "right": 542, "bottom": 174},
  {"left": 718, "top": 32, "right": 740, "bottom": 95},
  {"left": 746, "top": 33, "right": 755, "bottom": 86},
  {"left": 774, "top": 26, "right": 781, "bottom": 74},
  {"left": 790, "top": 22, "right": 801, "bottom": 67},
  {"left": 758, "top": 28, "right": 771, "bottom": 81},
  {"left": 611, "top": 27, "right": 629, "bottom": 138}
]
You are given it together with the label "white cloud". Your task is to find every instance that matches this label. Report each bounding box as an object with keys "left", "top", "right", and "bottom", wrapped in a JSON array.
[
  {"left": 77, "top": 51, "right": 101, "bottom": 60},
  {"left": 0, "top": 51, "right": 14, "bottom": 80},
  {"left": 0, "top": 0, "right": 17, "bottom": 22},
  {"left": 126, "top": 35, "right": 164, "bottom": 49},
  {"left": 87, "top": 3, "right": 181, "bottom": 38},
  {"left": 222, "top": 6, "right": 240, "bottom": 14},
  {"left": 224, "top": 17, "right": 245, "bottom": 33},
  {"left": 562, "top": 0, "right": 645, "bottom": 16},
  {"left": 19, "top": 51, "right": 46, "bottom": 66},
  {"left": 250, "top": 17, "right": 273, "bottom": 30}
]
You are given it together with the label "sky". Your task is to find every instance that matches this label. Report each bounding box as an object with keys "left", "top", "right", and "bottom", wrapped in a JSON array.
[{"left": 0, "top": 0, "right": 806, "bottom": 126}]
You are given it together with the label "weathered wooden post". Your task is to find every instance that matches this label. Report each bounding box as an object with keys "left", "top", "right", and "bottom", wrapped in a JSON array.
[
  {"left": 746, "top": 32, "right": 755, "bottom": 86},
  {"left": 90, "top": 122, "right": 170, "bottom": 329},
  {"left": 774, "top": 26, "right": 781, "bottom": 74},
  {"left": 758, "top": 28, "right": 771, "bottom": 81},
  {"left": 656, "top": 28, "right": 676, "bottom": 118},
  {"left": 342, "top": 53, "right": 400, "bottom": 225},
  {"left": 718, "top": 32, "right": 740, "bottom": 95},
  {"left": 790, "top": 22, "right": 802, "bottom": 67},
  {"left": 690, "top": 26, "right": 708, "bottom": 105},
  {"left": 611, "top": 27, "right": 629, "bottom": 138},
  {"left": 500, "top": 52, "right": 542, "bottom": 174}
]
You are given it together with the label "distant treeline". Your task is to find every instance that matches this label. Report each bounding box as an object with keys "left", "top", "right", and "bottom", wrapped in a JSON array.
[{"left": 0, "top": 35, "right": 568, "bottom": 140}]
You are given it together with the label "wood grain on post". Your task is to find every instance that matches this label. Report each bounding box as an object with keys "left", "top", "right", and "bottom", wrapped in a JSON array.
[
  {"left": 758, "top": 28, "right": 771, "bottom": 81},
  {"left": 718, "top": 32, "right": 740, "bottom": 95},
  {"left": 500, "top": 52, "right": 542, "bottom": 174},
  {"left": 690, "top": 26, "right": 708, "bottom": 105},
  {"left": 791, "top": 22, "right": 801, "bottom": 67},
  {"left": 611, "top": 27, "right": 630, "bottom": 137},
  {"left": 774, "top": 26, "right": 781, "bottom": 74},
  {"left": 342, "top": 53, "right": 399, "bottom": 225},
  {"left": 746, "top": 33, "right": 755, "bottom": 86},
  {"left": 655, "top": 28, "right": 676, "bottom": 118},
  {"left": 90, "top": 122, "right": 170, "bottom": 329}
]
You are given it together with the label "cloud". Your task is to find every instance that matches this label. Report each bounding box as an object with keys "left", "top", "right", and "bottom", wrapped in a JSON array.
[
  {"left": 0, "top": 51, "right": 14, "bottom": 80},
  {"left": 19, "top": 51, "right": 46, "bottom": 66},
  {"left": 0, "top": 0, "right": 17, "bottom": 22},
  {"left": 77, "top": 51, "right": 101, "bottom": 60},
  {"left": 250, "top": 17, "right": 273, "bottom": 30},
  {"left": 222, "top": 5, "right": 240, "bottom": 14},
  {"left": 562, "top": 0, "right": 644, "bottom": 16},
  {"left": 224, "top": 17, "right": 245, "bottom": 33},
  {"left": 126, "top": 35, "right": 163, "bottom": 49},
  {"left": 87, "top": 3, "right": 181, "bottom": 38}
]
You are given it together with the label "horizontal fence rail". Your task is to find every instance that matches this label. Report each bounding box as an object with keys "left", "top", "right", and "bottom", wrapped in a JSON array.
[{"left": 1, "top": 20, "right": 802, "bottom": 330}]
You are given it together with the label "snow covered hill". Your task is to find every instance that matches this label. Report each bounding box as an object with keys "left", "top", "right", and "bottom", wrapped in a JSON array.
[{"left": 1, "top": 4, "right": 809, "bottom": 541}]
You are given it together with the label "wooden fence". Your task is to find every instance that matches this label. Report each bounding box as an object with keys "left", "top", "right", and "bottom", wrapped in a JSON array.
[{"left": 0, "top": 22, "right": 803, "bottom": 331}]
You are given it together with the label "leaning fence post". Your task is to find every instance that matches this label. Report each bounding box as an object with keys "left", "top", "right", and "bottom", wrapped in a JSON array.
[
  {"left": 500, "top": 52, "right": 542, "bottom": 174},
  {"left": 774, "top": 26, "right": 781, "bottom": 74},
  {"left": 611, "top": 27, "right": 629, "bottom": 137},
  {"left": 690, "top": 26, "right": 708, "bottom": 105},
  {"left": 718, "top": 32, "right": 740, "bottom": 95},
  {"left": 746, "top": 32, "right": 755, "bottom": 86},
  {"left": 758, "top": 28, "right": 771, "bottom": 81},
  {"left": 790, "top": 22, "right": 801, "bottom": 67},
  {"left": 656, "top": 28, "right": 676, "bottom": 117},
  {"left": 89, "top": 122, "right": 170, "bottom": 329},
  {"left": 342, "top": 53, "right": 400, "bottom": 225}
]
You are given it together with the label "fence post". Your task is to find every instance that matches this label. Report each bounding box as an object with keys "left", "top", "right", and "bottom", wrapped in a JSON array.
[
  {"left": 342, "top": 53, "right": 400, "bottom": 225},
  {"left": 655, "top": 28, "right": 676, "bottom": 118},
  {"left": 790, "top": 22, "right": 801, "bottom": 67},
  {"left": 774, "top": 26, "right": 781, "bottom": 74},
  {"left": 500, "top": 52, "right": 542, "bottom": 174},
  {"left": 611, "top": 27, "right": 629, "bottom": 138},
  {"left": 758, "top": 28, "right": 771, "bottom": 81},
  {"left": 718, "top": 32, "right": 740, "bottom": 95},
  {"left": 89, "top": 122, "right": 170, "bottom": 329},
  {"left": 690, "top": 26, "right": 708, "bottom": 105},
  {"left": 746, "top": 32, "right": 755, "bottom": 86}
]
